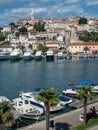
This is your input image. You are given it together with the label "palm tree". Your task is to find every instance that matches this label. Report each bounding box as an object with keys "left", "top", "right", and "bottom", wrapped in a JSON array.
[
  {"left": 36, "top": 88, "right": 60, "bottom": 130},
  {"left": 77, "top": 85, "right": 95, "bottom": 124},
  {"left": 0, "top": 102, "right": 15, "bottom": 129}
]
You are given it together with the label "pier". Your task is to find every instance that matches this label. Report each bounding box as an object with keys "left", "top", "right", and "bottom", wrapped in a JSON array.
[{"left": 69, "top": 99, "right": 98, "bottom": 109}]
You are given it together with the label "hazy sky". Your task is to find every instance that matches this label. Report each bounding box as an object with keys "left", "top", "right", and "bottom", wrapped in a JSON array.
[{"left": 0, "top": 0, "right": 98, "bottom": 26}]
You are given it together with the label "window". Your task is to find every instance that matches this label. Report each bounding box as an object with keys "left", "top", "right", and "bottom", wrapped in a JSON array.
[{"left": 25, "top": 100, "right": 29, "bottom": 104}]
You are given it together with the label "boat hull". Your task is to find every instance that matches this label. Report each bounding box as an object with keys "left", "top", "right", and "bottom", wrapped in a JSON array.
[
  {"left": 23, "top": 56, "right": 33, "bottom": 61},
  {"left": 0, "top": 55, "right": 10, "bottom": 60},
  {"left": 46, "top": 55, "right": 54, "bottom": 61},
  {"left": 34, "top": 56, "right": 42, "bottom": 61},
  {"left": 10, "top": 55, "right": 21, "bottom": 61}
]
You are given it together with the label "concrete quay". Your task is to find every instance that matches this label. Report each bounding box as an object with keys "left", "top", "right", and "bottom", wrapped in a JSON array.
[{"left": 17, "top": 102, "right": 98, "bottom": 130}]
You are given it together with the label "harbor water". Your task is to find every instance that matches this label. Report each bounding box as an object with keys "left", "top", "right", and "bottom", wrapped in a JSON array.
[{"left": 0, "top": 58, "right": 98, "bottom": 100}]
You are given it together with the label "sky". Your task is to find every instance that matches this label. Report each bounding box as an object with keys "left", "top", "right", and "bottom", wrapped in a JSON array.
[{"left": 0, "top": 0, "right": 98, "bottom": 27}]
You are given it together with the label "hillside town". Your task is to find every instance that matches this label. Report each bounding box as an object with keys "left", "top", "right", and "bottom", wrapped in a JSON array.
[{"left": 0, "top": 9, "right": 98, "bottom": 59}]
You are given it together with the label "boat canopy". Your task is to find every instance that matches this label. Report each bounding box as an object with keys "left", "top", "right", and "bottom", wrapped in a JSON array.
[{"left": 79, "top": 80, "right": 95, "bottom": 86}]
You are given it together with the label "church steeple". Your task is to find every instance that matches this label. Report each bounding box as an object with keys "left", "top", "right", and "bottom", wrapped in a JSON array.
[{"left": 31, "top": 9, "right": 34, "bottom": 20}]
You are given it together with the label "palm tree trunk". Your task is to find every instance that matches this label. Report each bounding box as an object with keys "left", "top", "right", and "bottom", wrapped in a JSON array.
[
  {"left": 45, "top": 104, "right": 50, "bottom": 130},
  {"left": 84, "top": 98, "right": 87, "bottom": 124}
]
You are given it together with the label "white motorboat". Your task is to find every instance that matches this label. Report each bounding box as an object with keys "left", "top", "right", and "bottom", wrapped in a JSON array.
[
  {"left": 0, "top": 96, "right": 10, "bottom": 103},
  {"left": 59, "top": 96, "right": 72, "bottom": 106},
  {"left": 0, "top": 51, "right": 10, "bottom": 60},
  {"left": 34, "top": 51, "right": 42, "bottom": 61},
  {"left": 63, "top": 89, "right": 78, "bottom": 97},
  {"left": 10, "top": 48, "right": 23, "bottom": 60},
  {"left": 23, "top": 50, "right": 33, "bottom": 61},
  {"left": 46, "top": 49, "right": 54, "bottom": 61},
  {"left": 92, "top": 86, "right": 98, "bottom": 94},
  {"left": 57, "top": 52, "right": 64, "bottom": 59},
  {"left": 20, "top": 91, "right": 64, "bottom": 113},
  {"left": 12, "top": 97, "right": 44, "bottom": 119}
]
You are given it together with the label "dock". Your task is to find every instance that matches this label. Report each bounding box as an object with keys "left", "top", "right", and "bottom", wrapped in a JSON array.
[{"left": 69, "top": 98, "right": 98, "bottom": 109}]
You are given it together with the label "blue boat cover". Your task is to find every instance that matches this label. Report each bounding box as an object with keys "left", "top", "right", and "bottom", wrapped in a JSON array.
[{"left": 79, "top": 80, "right": 95, "bottom": 86}]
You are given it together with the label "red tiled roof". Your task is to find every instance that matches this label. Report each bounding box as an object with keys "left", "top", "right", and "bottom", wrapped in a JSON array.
[
  {"left": 0, "top": 45, "right": 13, "bottom": 48},
  {"left": 68, "top": 42, "right": 98, "bottom": 46}
]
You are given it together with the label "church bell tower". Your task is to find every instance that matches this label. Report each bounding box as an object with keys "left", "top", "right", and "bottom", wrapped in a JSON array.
[{"left": 31, "top": 9, "right": 34, "bottom": 20}]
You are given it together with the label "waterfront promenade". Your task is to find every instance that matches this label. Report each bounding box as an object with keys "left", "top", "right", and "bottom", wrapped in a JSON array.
[{"left": 17, "top": 102, "right": 98, "bottom": 130}]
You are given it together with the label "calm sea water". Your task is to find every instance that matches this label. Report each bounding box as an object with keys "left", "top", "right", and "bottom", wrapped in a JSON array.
[{"left": 0, "top": 58, "right": 98, "bottom": 100}]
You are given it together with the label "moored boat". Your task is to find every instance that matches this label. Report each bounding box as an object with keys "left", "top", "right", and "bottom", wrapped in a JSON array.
[
  {"left": 10, "top": 48, "right": 23, "bottom": 61},
  {"left": 0, "top": 96, "right": 10, "bottom": 103},
  {"left": 59, "top": 96, "right": 72, "bottom": 106},
  {"left": 62, "top": 85, "right": 78, "bottom": 97},
  {"left": 23, "top": 51, "right": 33, "bottom": 61},
  {"left": 34, "top": 51, "right": 42, "bottom": 61},
  {"left": 92, "top": 85, "right": 98, "bottom": 94},
  {"left": 0, "top": 51, "right": 10, "bottom": 60},
  {"left": 57, "top": 51, "right": 64, "bottom": 59},
  {"left": 12, "top": 97, "right": 44, "bottom": 119},
  {"left": 62, "top": 88, "right": 78, "bottom": 97},
  {"left": 20, "top": 91, "right": 64, "bottom": 113},
  {"left": 46, "top": 49, "right": 54, "bottom": 61}
]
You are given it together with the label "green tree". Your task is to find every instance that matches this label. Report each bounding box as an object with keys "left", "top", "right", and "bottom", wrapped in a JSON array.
[
  {"left": 0, "top": 34, "right": 6, "bottom": 42},
  {"left": 36, "top": 88, "right": 59, "bottom": 130},
  {"left": 79, "top": 31, "right": 98, "bottom": 42},
  {"left": 33, "top": 22, "right": 46, "bottom": 32},
  {"left": 0, "top": 102, "right": 15, "bottom": 128},
  {"left": 38, "top": 44, "right": 48, "bottom": 54},
  {"left": 15, "top": 32, "right": 20, "bottom": 37},
  {"left": 78, "top": 17, "right": 87, "bottom": 24},
  {"left": 19, "top": 26, "right": 27, "bottom": 34},
  {"left": 77, "top": 85, "right": 95, "bottom": 124}
]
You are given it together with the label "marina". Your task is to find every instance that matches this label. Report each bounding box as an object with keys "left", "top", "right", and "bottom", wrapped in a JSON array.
[{"left": 0, "top": 58, "right": 98, "bottom": 129}]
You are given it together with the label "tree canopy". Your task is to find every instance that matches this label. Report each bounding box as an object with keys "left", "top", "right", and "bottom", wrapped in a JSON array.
[
  {"left": 79, "top": 31, "right": 98, "bottom": 42},
  {"left": 0, "top": 34, "right": 6, "bottom": 42},
  {"left": 19, "top": 26, "right": 28, "bottom": 34},
  {"left": 78, "top": 17, "right": 87, "bottom": 24},
  {"left": 0, "top": 102, "right": 15, "bottom": 128},
  {"left": 33, "top": 22, "right": 46, "bottom": 32},
  {"left": 38, "top": 44, "right": 48, "bottom": 53}
]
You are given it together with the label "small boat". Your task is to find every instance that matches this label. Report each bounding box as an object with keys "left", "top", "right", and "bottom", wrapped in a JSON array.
[
  {"left": 65, "top": 55, "right": 72, "bottom": 59},
  {"left": 57, "top": 52, "right": 64, "bottom": 59},
  {"left": 62, "top": 88, "right": 78, "bottom": 97},
  {"left": 46, "top": 49, "right": 54, "bottom": 61},
  {"left": 12, "top": 97, "right": 44, "bottom": 119},
  {"left": 83, "top": 54, "right": 88, "bottom": 58},
  {"left": 0, "top": 96, "right": 10, "bottom": 103},
  {"left": 20, "top": 91, "right": 64, "bottom": 113},
  {"left": 78, "top": 54, "right": 84, "bottom": 59},
  {"left": 10, "top": 48, "right": 23, "bottom": 61},
  {"left": 20, "top": 114, "right": 45, "bottom": 121},
  {"left": 92, "top": 86, "right": 98, "bottom": 94},
  {"left": 59, "top": 96, "right": 72, "bottom": 106},
  {"left": 0, "top": 51, "right": 10, "bottom": 60},
  {"left": 49, "top": 103, "right": 64, "bottom": 112},
  {"left": 23, "top": 50, "right": 33, "bottom": 61},
  {"left": 34, "top": 51, "right": 42, "bottom": 61}
]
